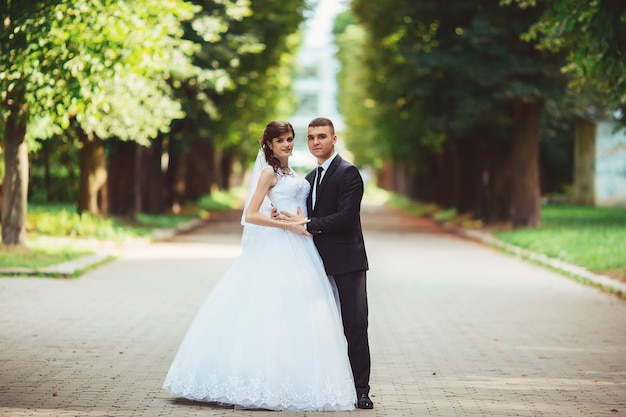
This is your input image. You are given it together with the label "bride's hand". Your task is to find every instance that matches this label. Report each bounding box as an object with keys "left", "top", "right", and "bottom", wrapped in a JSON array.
[
  {"left": 285, "top": 222, "right": 311, "bottom": 236},
  {"left": 271, "top": 205, "right": 287, "bottom": 220},
  {"left": 282, "top": 214, "right": 311, "bottom": 236}
]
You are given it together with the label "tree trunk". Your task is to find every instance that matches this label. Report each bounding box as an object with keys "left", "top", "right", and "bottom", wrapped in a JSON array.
[
  {"left": 220, "top": 150, "right": 233, "bottom": 190},
  {"left": 455, "top": 134, "right": 513, "bottom": 224},
  {"left": 133, "top": 144, "right": 143, "bottom": 215},
  {"left": 108, "top": 140, "right": 137, "bottom": 216},
  {"left": 41, "top": 140, "right": 53, "bottom": 202},
  {"left": 509, "top": 100, "right": 542, "bottom": 227},
  {"left": 439, "top": 149, "right": 460, "bottom": 208},
  {"left": 376, "top": 159, "right": 394, "bottom": 191},
  {"left": 485, "top": 139, "right": 512, "bottom": 224},
  {"left": 77, "top": 128, "right": 108, "bottom": 216},
  {"left": 133, "top": 143, "right": 161, "bottom": 215},
  {"left": 167, "top": 140, "right": 189, "bottom": 214},
  {"left": 185, "top": 139, "right": 213, "bottom": 201},
  {"left": 1, "top": 101, "right": 28, "bottom": 246},
  {"left": 573, "top": 117, "right": 596, "bottom": 205},
  {"left": 98, "top": 177, "right": 108, "bottom": 218},
  {"left": 456, "top": 138, "right": 478, "bottom": 216},
  {"left": 144, "top": 137, "right": 164, "bottom": 214},
  {"left": 393, "top": 163, "right": 409, "bottom": 196},
  {"left": 107, "top": 141, "right": 153, "bottom": 217}
]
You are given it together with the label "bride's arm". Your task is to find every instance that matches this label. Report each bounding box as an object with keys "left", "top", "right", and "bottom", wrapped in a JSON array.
[{"left": 245, "top": 169, "right": 309, "bottom": 233}]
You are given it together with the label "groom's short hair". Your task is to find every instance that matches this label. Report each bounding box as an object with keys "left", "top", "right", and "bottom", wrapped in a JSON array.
[{"left": 309, "top": 117, "right": 335, "bottom": 135}]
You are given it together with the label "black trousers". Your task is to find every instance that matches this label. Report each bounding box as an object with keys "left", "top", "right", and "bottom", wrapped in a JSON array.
[{"left": 333, "top": 270, "right": 371, "bottom": 396}]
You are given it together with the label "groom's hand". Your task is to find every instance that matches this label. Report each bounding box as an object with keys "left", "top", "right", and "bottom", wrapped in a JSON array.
[
  {"left": 280, "top": 206, "right": 307, "bottom": 222},
  {"left": 281, "top": 207, "right": 311, "bottom": 236}
]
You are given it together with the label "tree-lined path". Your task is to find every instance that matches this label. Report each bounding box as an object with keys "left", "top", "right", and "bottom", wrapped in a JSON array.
[{"left": 1, "top": 203, "right": 625, "bottom": 416}]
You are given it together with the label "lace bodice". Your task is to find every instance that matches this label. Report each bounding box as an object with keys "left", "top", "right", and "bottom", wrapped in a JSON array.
[{"left": 269, "top": 171, "right": 310, "bottom": 217}]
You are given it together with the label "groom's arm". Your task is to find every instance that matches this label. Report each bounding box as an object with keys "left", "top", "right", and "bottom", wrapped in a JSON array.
[{"left": 306, "top": 164, "right": 363, "bottom": 235}]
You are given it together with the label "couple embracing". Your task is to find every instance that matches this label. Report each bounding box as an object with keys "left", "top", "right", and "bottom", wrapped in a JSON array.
[{"left": 163, "top": 117, "right": 373, "bottom": 411}]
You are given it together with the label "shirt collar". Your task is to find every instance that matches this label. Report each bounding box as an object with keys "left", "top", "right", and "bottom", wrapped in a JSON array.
[{"left": 318, "top": 152, "right": 337, "bottom": 171}]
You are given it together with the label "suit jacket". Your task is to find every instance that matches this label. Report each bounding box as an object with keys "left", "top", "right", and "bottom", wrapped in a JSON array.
[{"left": 306, "top": 154, "right": 369, "bottom": 276}]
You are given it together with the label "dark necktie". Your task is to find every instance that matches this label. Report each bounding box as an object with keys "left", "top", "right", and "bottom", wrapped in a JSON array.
[{"left": 316, "top": 166, "right": 324, "bottom": 200}]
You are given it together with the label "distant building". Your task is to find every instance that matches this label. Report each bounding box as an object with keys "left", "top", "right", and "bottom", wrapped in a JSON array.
[
  {"left": 595, "top": 120, "right": 626, "bottom": 206},
  {"left": 289, "top": 0, "right": 346, "bottom": 172},
  {"left": 574, "top": 119, "right": 626, "bottom": 207}
]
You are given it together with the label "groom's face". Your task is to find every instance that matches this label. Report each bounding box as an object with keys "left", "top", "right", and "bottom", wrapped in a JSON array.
[{"left": 307, "top": 125, "right": 336, "bottom": 164}]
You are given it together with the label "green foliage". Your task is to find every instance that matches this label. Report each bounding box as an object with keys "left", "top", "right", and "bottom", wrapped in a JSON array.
[
  {"left": 133, "top": 213, "right": 196, "bottom": 230},
  {"left": 1, "top": 0, "right": 199, "bottom": 143},
  {"left": 28, "top": 136, "right": 79, "bottom": 203},
  {"left": 503, "top": 0, "right": 626, "bottom": 118},
  {"left": 26, "top": 204, "right": 125, "bottom": 239},
  {"left": 386, "top": 194, "right": 441, "bottom": 218},
  {"left": 160, "top": 0, "right": 308, "bottom": 191},
  {"left": 197, "top": 187, "right": 245, "bottom": 212},
  {"left": 365, "top": 186, "right": 442, "bottom": 217},
  {"left": 169, "top": 0, "right": 257, "bottom": 141},
  {"left": 495, "top": 205, "right": 626, "bottom": 271},
  {"left": 433, "top": 208, "right": 459, "bottom": 223},
  {"left": 347, "top": 0, "right": 568, "bottom": 168},
  {"left": 25, "top": 203, "right": 198, "bottom": 239}
]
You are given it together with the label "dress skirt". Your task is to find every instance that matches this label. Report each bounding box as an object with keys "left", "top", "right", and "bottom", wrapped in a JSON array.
[{"left": 162, "top": 227, "right": 356, "bottom": 411}]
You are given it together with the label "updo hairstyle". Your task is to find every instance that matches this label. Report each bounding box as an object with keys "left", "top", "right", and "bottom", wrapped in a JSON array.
[{"left": 259, "top": 120, "right": 295, "bottom": 173}]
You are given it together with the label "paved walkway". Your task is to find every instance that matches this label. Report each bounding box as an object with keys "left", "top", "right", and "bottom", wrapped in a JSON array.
[{"left": 1, "top": 204, "right": 625, "bottom": 416}]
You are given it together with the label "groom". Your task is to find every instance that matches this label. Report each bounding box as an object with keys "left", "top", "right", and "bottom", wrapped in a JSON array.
[{"left": 282, "top": 117, "right": 373, "bottom": 409}]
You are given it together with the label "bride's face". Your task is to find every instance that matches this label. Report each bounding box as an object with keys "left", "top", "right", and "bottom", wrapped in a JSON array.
[{"left": 269, "top": 132, "right": 294, "bottom": 159}]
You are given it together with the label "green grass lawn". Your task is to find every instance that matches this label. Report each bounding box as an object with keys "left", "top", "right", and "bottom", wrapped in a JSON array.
[
  {"left": 493, "top": 205, "right": 626, "bottom": 280},
  {"left": 0, "top": 244, "right": 93, "bottom": 269}
]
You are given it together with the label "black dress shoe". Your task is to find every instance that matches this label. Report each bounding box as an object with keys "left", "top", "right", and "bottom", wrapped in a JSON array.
[{"left": 357, "top": 393, "right": 374, "bottom": 409}]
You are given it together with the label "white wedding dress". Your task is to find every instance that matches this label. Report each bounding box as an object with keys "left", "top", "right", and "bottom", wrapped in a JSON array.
[{"left": 163, "top": 169, "right": 356, "bottom": 411}]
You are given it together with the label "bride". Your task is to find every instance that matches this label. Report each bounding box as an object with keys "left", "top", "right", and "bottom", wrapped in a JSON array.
[{"left": 162, "top": 120, "right": 357, "bottom": 411}]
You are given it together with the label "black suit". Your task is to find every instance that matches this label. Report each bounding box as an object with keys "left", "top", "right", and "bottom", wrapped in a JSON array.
[{"left": 306, "top": 154, "right": 371, "bottom": 396}]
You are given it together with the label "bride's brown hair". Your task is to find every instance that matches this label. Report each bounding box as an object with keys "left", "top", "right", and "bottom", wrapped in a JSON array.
[{"left": 260, "top": 120, "right": 295, "bottom": 173}]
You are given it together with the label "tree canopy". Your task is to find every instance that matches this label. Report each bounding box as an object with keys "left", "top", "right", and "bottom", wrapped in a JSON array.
[
  {"left": 1, "top": 0, "right": 202, "bottom": 144},
  {"left": 503, "top": 0, "right": 626, "bottom": 121}
]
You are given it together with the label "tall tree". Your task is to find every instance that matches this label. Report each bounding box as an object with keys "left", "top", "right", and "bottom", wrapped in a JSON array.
[
  {"left": 163, "top": 0, "right": 257, "bottom": 210},
  {"left": 503, "top": 0, "right": 626, "bottom": 207},
  {"left": 1, "top": 0, "right": 202, "bottom": 242},
  {"left": 348, "top": 0, "right": 567, "bottom": 226},
  {"left": 1, "top": 0, "right": 62, "bottom": 245}
]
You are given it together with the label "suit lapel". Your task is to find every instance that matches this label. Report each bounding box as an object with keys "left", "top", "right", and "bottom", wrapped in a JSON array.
[
  {"left": 309, "top": 155, "right": 342, "bottom": 214},
  {"left": 306, "top": 169, "right": 315, "bottom": 213},
  {"left": 319, "top": 155, "right": 341, "bottom": 194},
  {"left": 316, "top": 155, "right": 341, "bottom": 206}
]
